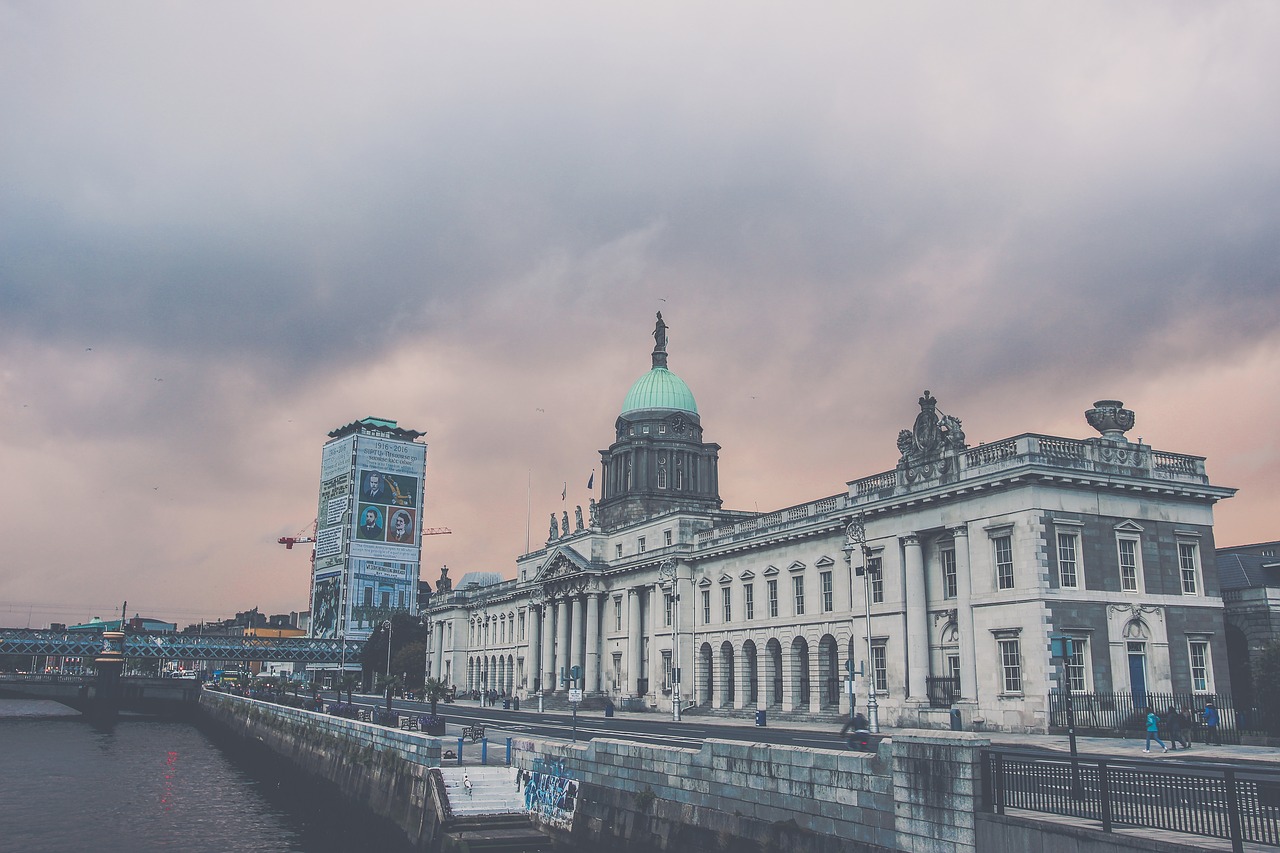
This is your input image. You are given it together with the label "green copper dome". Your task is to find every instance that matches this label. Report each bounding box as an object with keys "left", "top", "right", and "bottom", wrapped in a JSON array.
[{"left": 621, "top": 367, "right": 698, "bottom": 415}]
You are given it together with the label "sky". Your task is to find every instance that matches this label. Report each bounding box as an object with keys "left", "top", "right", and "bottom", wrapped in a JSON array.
[{"left": 2, "top": 2, "right": 1278, "bottom": 630}]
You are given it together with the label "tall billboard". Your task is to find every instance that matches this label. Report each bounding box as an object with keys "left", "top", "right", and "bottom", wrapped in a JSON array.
[{"left": 309, "top": 424, "right": 426, "bottom": 642}]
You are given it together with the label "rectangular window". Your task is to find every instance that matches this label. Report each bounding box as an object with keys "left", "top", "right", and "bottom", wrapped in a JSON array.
[
  {"left": 999, "top": 639, "right": 1023, "bottom": 694},
  {"left": 871, "top": 642, "right": 887, "bottom": 692},
  {"left": 1179, "top": 542, "right": 1200, "bottom": 595},
  {"left": 1057, "top": 532, "right": 1080, "bottom": 589},
  {"left": 869, "top": 556, "right": 884, "bottom": 604},
  {"left": 1189, "top": 640, "right": 1210, "bottom": 693},
  {"left": 1065, "top": 637, "right": 1088, "bottom": 692},
  {"left": 662, "top": 650, "right": 672, "bottom": 689},
  {"left": 659, "top": 423, "right": 667, "bottom": 434},
  {"left": 638, "top": 536, "right": 646, "bottom": 554},
  {"left": 518, "top": 611, "right": 526, "bottom": 640},
  {"left": 722, "top": 587, "right": 732, "bottom": 622},
  {"left": 614, "top": 597, "right": 622, "bottom": 631},
  {"left": 994, "top": 536, "right": 1014, "bottom": 590},
  {"left": 702, "top": 590, "right": 711, "bottom": 624},
  {"left": 612, "top": 653, "right": 622, "bottom": 689},
  {"left": 1118, "top": 537, "right": 1140, "bottom": 593},
  {"left": 820, "top": 571, "right": 834, "bottom": 612},
  {"left": 615, "top": 543, "right": 623, "bottom": 559},
  {"left": 768, "top": 579, "right": 779, "bottom": 618},
  {"left": 664, "top": 593, "right": 672, "bottom": 626},
  {"left": 380, "top": 590, "right": 391, "bottom": 608},
  {"left": 745, "top": 584, "right": 754, "bottom": 620},
  {"left": 664, "top": 529, "right": 673, "bottom": 547},
  {"left": 364, "top": 587, "right": 374, "bottom": 607},
  {"left": 657, "top": 469, "right": 667, "bottom": 488},
  {"left": 793, "top": 576, "right": 806, "bottom": 615},
  {"left": 941, "top": 547, "right": 957, "bottom": 599}
]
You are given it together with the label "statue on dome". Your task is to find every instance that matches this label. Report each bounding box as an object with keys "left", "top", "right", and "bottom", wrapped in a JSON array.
[
  {"left": 574, "top": 505, "right": 584, "bottom": 531},
  {"left": 436, "top": 565, "right": 452, "bottom": 594},
  {"left": 549, "top": 513, "right": 559, "bottom": 542},
  {"left": 561, "top": 511, "right": 571, "bottom": 538},
  {"left": 653, "top": 311, "right": 668, "bottom": 352},
  {"left": 588, "top": 498, "right": 598, "bottom": 528}
]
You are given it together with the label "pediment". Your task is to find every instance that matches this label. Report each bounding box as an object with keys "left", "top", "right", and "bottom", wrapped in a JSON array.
[
  {"left": 697, "top": 576, "right": 712, "bottom": 588},
  {"left": 788, "top": 560, "right": 807, "bottom": 572},
  {"left": 1114, "top": 520, "right": 1145, "bottom": 533},
  {"left": 717, "top": 573, "right": 733, "bottom": 584},
  {"left": 739, "top": 569, "right": 756, "bottom": 580},
  {"left": 814, "top": 556, "right": 835, "bottom": 568},
  {"left": 762, "top": 565, "right": 780, "bottom": 577},
  {"left": 534, "top": 546, "right": 593, "bottom": 582}
]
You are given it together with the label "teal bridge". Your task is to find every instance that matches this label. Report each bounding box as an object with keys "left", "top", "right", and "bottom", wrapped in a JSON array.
[{"left": 0, "top": 628, "right": 363, "bottom": 664}]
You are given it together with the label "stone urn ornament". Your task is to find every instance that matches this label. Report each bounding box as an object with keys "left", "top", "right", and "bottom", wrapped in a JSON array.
[{"left": 1085, "top": 400, "right": 1135, "bottom": 440}]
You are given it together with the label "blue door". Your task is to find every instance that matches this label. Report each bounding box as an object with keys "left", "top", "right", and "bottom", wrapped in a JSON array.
[{"left": 1128, "top": 643, "right": 1147, "bottom": 709}]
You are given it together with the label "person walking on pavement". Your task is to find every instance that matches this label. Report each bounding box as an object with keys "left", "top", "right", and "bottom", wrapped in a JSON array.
[
  {"left": 463, "top": 773, "right": 473, "bottom": 797},
  {"left": 1172, "top": 707, "right": 1192, "bottom": 749},
  {"left": 1143, "top": 707, "right": 1168, "bottom": 753},
  {"left": 1203, "top": 700, "right": 1221, "bottom": 745}
]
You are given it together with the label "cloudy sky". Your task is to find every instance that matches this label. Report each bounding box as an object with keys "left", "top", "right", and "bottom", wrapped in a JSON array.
[{"left": 3, "top": 3, "right": 1278, "bottom": 629}]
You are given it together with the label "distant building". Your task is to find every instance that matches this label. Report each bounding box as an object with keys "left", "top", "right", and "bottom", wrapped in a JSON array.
[
  {"left": 307, "top": 416, "right": 430, "bottom": 679},
  {"left": 1217, "top": 540, "right": 1280, "bottom": 707},
  {"left": 425, "top": 316, "right": 1237, "bottom": 732},
  {"left": 68, "top": 616, "right": 177, "bottom": 633}
]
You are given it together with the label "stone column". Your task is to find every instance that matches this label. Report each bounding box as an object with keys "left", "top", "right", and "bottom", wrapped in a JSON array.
[
  {"left": 541, "top": 604, "right": 555, "bottom": 694},
  {"left": 432, "top": 623, "right": 445, "bottom": 680},
  {"left": 527, "top": 605, "right": 541, "bottom": 692},
  {"left": 556, "top": 598, "right": 571, "bottom": 691},
  {"left": 952, "top": 525, "right": 978, "bottom": 701},
  {"left": 585, "top": 592, "right": 601, "bottom": 693},
  {"left": 627, "top": 587, "right": 643, "bottom": 697},
  {"left": 569, "top": 595, "right": 584, "bottom": 685},
  {"left": 903, "top": 533, "right": 929, "bottom": 699}
]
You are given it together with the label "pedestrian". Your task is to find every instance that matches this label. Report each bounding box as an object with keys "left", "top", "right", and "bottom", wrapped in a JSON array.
[
  {"left": 1173, "top": 707, "right": 1192, "bottom": 749},
  {"left": 463, "top": 773, "right": 473, "bottom": 797},
  {"left": 1143, "top": 707, "right": 1168, "bottom": 753},
  {"left": 1162, "top": 707, "right": 1182, "bottom": 750},
  {"left": 1203, "top": 700, "right": 1220, "bottom": 745}
]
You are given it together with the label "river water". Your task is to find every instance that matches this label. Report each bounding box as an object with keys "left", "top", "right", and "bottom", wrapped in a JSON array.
[{"left": 0, "top": 700, "right": 415, "bottom": 853}]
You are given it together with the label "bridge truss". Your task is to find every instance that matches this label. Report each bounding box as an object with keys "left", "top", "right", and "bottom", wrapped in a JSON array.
[{"left": 0, "top": 628, "right": 364, "bottom": 664}]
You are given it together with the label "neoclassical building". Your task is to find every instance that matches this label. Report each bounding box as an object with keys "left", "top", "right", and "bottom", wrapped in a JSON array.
[{"left": 425, "top": 316, "right": 1236, "bottom": 732}]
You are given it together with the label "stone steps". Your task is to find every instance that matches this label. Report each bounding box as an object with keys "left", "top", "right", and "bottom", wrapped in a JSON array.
[{"left": 440, "top": 765, "right": 525, "bottom": 816}]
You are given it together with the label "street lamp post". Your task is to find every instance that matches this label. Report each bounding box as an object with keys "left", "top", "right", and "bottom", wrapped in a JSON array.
[
  {"left": 658, "top": 559, "right": 681, "bottom": 722},
  {"left": 844, "top": 515, "right": 880, "bottom": 733},
  {"left": 383, "top": 619, "right": 393, "bottom": 688}
]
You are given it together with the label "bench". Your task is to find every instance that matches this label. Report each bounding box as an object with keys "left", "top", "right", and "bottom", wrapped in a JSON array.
[
  {"left": 357, "top": 709, "right": 372, "bottom": 722},
  {"left": 461, "top": 724, "right": 486, "bottom": 743},
  {"left": 400, "top": 717, "right": 420, "bottom": 731}
]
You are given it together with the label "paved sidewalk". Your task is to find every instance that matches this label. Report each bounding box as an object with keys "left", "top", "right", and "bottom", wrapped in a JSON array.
[{"left": 447, "top": 699, "right": 1280, "bottom": 767}]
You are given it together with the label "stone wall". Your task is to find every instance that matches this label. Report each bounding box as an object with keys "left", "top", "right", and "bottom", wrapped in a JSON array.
[
  {"left": 199, "top": 692, "right": 444, "bottom": 849},
  {"left": 511, "top": 732, "right": 989, "bottom": 853}
]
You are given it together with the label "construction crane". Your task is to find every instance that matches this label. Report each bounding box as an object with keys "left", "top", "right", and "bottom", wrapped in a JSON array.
[{"left": 277, "top": 521, "right": 451, "bottom": 549}]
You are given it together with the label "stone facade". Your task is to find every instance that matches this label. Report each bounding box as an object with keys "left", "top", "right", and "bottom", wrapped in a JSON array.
[{"left": 425, "top": 322, "right": 1237, "bottom": 733}]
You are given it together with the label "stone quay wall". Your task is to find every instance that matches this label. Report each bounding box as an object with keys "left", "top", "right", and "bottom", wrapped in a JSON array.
[
  {"left": 511, "top": 732, "right": 989, "bottom": 853},
  {"left": 199, "top": 692, "right": 445, "bottom": 849}
]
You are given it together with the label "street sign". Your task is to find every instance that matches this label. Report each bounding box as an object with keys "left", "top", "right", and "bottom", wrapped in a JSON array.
[
  {"left": 568, "top": 688, "right": 583, "bottom": 703},
  {"left": 845, "top": 678, "right": 857, "bottom": 695}
]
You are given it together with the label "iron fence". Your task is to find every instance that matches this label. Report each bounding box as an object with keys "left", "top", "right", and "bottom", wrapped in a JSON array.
[
  {"left": 1049, "top": 690, "right": 1241, "bottom": 744},
  {"left": 984, "top": 748, "right": 1280, "bottom": 852},
  {"left": 926, "top": 676, "right": 959, "bottom": 708}
]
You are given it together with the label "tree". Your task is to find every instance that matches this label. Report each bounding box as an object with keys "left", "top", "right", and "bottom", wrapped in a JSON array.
[
  {"left": 422, "top": 677, "right": 448, "bottom": 717},
  {"left": 339, "top": 672, "right": 360, "bottom": 704},
  {"left": 392, "top": 642, "right": 427, "bottom": 691},
  {"left": 359, "top": 611, "right": 421, "bottom": 686},
  {"left": 376, "top": 673, "right": 403, "bottom": 716}
]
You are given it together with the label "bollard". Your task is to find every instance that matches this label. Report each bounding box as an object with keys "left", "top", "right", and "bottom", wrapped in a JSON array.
[
  {"left": 481, "top": 738, "right": 488, "bottom": 764},
  {"left": 506, "top": 737, "right": 513, "bottom": 765},
  {"left": 456, "top": 737, "right": 464, "bottom": 765}
]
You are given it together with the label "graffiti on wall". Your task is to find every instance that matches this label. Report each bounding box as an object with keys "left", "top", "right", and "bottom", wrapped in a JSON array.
[{"left": 523, "top": 770, "right": 578, "bottom": 830}]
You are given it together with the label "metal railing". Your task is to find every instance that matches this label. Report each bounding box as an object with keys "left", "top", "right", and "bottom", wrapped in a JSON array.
[
  {"left": 926, "top": 675, "right": 959, "bottom": 708},
  {"left": 1049, "top": 690, "right": 1239, "bottom": 744},
  {"left": 984, "top": 748, "right": 1280, "bottom": 851}
]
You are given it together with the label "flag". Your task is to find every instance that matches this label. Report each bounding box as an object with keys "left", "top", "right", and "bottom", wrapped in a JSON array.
[
  {"left": 561, "top": 482, "right": 567, "bottom": 501},
  {"left": 587, "top": 471, "right": 594, "bottom": 490}
]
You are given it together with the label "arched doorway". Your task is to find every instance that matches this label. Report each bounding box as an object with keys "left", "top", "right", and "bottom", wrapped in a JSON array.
[
  {"left": 742, "top": 640, "right": 759, "bottom": 705},
  {"left": 818, "top": 634, "right": 839, "bottom": 709},
  {"left": 719, "top": 641, "right": 736, "bottom": 706}
]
